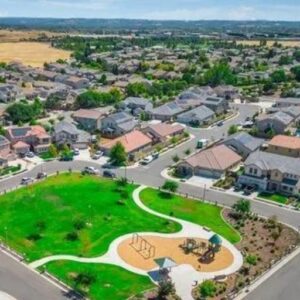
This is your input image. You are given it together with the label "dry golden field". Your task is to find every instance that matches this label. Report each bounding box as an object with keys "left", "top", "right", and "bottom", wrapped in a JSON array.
[
  {"left": 0, "top": 29, "right": 65, "bottom": 42},
  {"left": 0, "top": 42, "right": 71, "bottom": 67},
  {"left": 236, "top": 40, "right": 300, "bottom": 47}
]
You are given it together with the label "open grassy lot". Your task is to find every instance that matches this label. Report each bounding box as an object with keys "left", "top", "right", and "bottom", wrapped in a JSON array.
[
  {"left": 0, "top": 42, "right": 71, "bottom": 67},
  {"left": 140, "top": 188, "right": 240, "bottom": 244},
  {"left": 44, "top": 261, "right": 154, "bottom": 300},
  {"left": 258, "top": 192, "right": 288, "bottom": 204},
  {"left": 236, "top": 40, "right": 300, "bottom": 47},
  {"left": 0, "top": 173, "right": 180, "bottom": 261}
]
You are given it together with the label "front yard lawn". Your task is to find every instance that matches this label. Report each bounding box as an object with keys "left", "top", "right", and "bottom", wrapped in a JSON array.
[
  {"left": 140, "top": 188, "right": 240, "bottom": 244},
  {"left": 0, "top": 173, "right": 180, "bottom": 261},
  {"left": 258, "top": 192, "right": 288, "bottom": 204},
  {"left": 44, "top": 261, "right": 154, "bottom": 300}
]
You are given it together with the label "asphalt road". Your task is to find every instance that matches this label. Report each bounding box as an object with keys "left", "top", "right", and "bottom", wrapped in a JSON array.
[
  {"left": 0, "top": 103, "right": 299, "bottom": 300},
  {"left": 0, "top": 251, "right": 79, "bottom": 300}
]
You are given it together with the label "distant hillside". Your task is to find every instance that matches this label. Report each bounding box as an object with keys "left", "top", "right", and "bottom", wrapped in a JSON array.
[{"left": 0, "top": 18, "right": 300, "bottom": 38}]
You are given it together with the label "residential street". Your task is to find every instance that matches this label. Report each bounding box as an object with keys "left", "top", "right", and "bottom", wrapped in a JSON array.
[{"left": 0, "top": 103, "right": 299, "bottom": 300}]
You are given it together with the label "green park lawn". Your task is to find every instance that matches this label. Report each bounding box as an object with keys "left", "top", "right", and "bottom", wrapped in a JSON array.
[
  {"left": 258, "top": 192, "right": 288, "bottom": 204},
  {"left": 0, "top": 173, "right": 180, "bottom": 262},
  {"left": 140, "top": 188, "right": 240, "bottom": 244},
  {"left": 44, "top": 261, "right": 153, "bottom": 300}
]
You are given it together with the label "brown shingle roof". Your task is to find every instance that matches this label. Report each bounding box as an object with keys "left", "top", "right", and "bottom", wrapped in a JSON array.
[
  {"left": 148, "top": 123, "right": 185, "bottom": 138},
  {"left": 185, "top": 145, "right": 242, "bottom": 171},
  {"left": 73, "top": 109, "right": 103, "bottom": 120}
]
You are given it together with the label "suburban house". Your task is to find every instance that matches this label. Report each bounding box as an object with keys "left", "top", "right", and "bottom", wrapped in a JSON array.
[
  {"left": 238, "top": 150, "right": 300, "bottom": 196},
  {"left": 144, "top": 123, "right": 185, "bottom": 143},
  {"left": 255, "top": 111, "right": 294, "bottom": 136},
  {"left": 0, "top": 84, "right": 21, "bottom": 103},
  {"left": 274, "top": 98, "right": 300, "bottom": 108},
  {"left": 100, "top": 130, "right": 152, "bottom": 161},
  {"left": 101, "top": 112, "right": 138, "bottom": 137},
  {"left": 149, "top": 102, "right": 185, "bottom": 121},
  {"left": 177, "top": 144, "right": 242, "bottom": 179},
  {"left": 120, "top": 97, "right": 153, "bottom": 116},
  {"left": 176, "top": 105, "right": 215, "bottom": 126},
  {"left": 0, "top": 135, "right": 11, "bottom": 159},
  {"left": 221, "top": 132, "right": 264, "bottom": 158},
  {"left": 266, "top": 135, "right": 300, "bottom": 157},
  {"left": 55, "top": 75, "right": 89, "bottom": 89},
  {"left": 53, "top": 121, "right": 91, "bottom": 149},
  {"left": 200, "top": 96, "right": 229, "bottom": 114},
  {"left": 72, "top": 109, "right": 104, "bottom": 132},
  {"left": 6, "top": 126, "right": 51, "bottom": 155},
  {"left": 214, "top": 85, "right": 240, "bottom": 100}
]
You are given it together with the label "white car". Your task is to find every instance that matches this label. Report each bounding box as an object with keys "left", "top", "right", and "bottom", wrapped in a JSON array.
[
  {"left": 92, "top": 151, "right": 103, "bottom": 160},
  {"left": 140, "top": 155, "right": 154, "bottom": 165},
  {"left": 25, "top": 151, "right": 35, "bottom": 158},
  {"left": 73, "top": 148, "right": 80, "bottom": 156},
  {"left": 83, "top": 166, "right": 100, "bottom": 175},
  {"left": 21, "top": 177, "right": 34, "bottom": 185}
]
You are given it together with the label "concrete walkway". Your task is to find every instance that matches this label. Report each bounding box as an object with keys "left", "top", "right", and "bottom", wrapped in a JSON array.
[
  {"left": 0, "top": 292, "right": 17, "bottom": 300},
  {"left": 30, "top": 186, "right": 243, "bottom": 300}
]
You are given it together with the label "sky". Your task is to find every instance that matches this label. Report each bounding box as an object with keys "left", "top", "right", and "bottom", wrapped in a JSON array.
[{"left": 0, "top": 0, "right": 300, "bottom": 21}]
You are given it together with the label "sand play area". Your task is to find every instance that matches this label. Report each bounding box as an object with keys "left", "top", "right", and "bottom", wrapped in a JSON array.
[{"left": 118, "top": 235, "right": 234, "bottom": 272}]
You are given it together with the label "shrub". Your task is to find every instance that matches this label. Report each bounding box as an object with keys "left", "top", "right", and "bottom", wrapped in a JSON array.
[{"left": 65, "top": 231, "right": 79, "bottom": 241}]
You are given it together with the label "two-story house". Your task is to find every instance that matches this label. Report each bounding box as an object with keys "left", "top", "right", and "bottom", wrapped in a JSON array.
[
  {"left": 72, "top": 109, "right": 104, "bottom": 132},
  {"left": 266, "top": 135, "right": 300, "bottom": 158},
  {"left": 238, "top": 150, "right": 300, "bottom": 195}
]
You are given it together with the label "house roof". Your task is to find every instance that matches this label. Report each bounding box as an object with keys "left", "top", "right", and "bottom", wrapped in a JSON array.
[
  {"left": 150, "top": 101, "right": 184, "bottom": 117},
  {"left": 101, "top": 130, "right": 152, "bottom": 153},
  {"left": 106, "top": 112, "right": 133, "bottom": 124},
  {"left": 0, "top": 135, "right": 10, "bottom": 146},
  {"left": 12, "top": 141, "right": 30, "bottom": 149},
  {"left": 7, "top": 125, "right": 50, "bottom": 140},
  {"left": 268, "top": 135, "right": 300, "bottom": 150},
  {"left": 185, "top": 144, "right": 242, "bottom": 171},
  {"left": 54, "top": 121, "right": 78, "bottom": 135},
  {"left": 177, "top": 105, "right": 215, "bottom": 121},
  {"left": 224, "top": 132, "right": 264, "bottom": 152},
  {"left": 244, "top": 150, "right": 300, "bottom": 176},
  {"left": 147, "top": 123, "right": 185, "bottom": 138},
  {"left": 73, "top": 109, "right": 103, "bottom": 120},
  {"left": 257, "top": 111, "right": 293, "bottom": 125}
]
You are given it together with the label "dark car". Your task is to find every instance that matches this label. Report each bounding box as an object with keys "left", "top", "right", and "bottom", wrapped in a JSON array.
[
  {"left": 217, "top": 121, "right": 224, "bottom": 127},
  {"left": 36, "top": 172, "right": 47, "bottom": 179},
  {"left": 243, "top": 185, "right": 256, "bottom": 195},
  {"left": 103, "top": 170, "right": 116, "bottom": 178}
]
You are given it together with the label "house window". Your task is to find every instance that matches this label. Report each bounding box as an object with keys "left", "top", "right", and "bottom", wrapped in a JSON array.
[
  {"left": 249, "top": 168, "right": 253, "bottom": 174},
  {"left": 254, "top": 169, "right": 257, "bottom": 175}
]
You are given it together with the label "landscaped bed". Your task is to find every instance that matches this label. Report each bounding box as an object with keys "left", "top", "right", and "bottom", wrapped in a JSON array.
[
  {"left": 192, "top": 209, "right": 300, "bottom": 299},
  {"left": 0, "top": 173, "right": 180, "bottom": 261},
  {"left": 139, "top": 188, "right": 240, "bottom": 244}
]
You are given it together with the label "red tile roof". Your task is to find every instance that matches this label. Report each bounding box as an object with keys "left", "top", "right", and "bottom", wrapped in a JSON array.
[
  {"left": 268, "top": 135, "right": 300, "bottom": 150},
  {"left": 147, "top": 123, "right": 185, "bottom": 138},
  {"left": 102, "top": 130, "right": 152, "bottom": 153}
]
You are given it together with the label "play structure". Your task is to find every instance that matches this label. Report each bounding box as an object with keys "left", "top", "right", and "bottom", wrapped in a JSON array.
[
  {"left": 180, "top": 234, "right": 223, "bottom": 264},
  {"left": 130, "top": 233, "right": 156, "bottom": 259}
]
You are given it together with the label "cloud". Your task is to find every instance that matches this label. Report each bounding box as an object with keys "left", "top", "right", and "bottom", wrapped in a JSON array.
[{"left": 41, "top": 0, "right": 115, "bottom": 10}]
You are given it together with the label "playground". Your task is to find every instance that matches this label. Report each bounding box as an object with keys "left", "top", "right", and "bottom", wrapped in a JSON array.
[{"left": 117, "top": 234, "right": 234, "bottom": 272}]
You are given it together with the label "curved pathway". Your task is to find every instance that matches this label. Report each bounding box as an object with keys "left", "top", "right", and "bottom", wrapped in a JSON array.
[
  {"left": 29, "top": 186, "right": 243, "bottom": 300},
  {"left": 0, "top": 292, "right": 17, "bottom": 300}
]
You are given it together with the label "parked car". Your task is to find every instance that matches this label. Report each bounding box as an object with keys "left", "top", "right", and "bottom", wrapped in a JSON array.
[
  {"left": 82, "top": 166, "right": 100, "bottom": 175},
  {"left": 217, "top": 121, "right": 224, "bottom": 127},
  {"left": 73, "top": 148, "right": 80, "bottom": 156},
  {"left": 243, "top": 185, "right": 256, "bottom": 195},
  {"left": 21, "top": 177, "right": 34, "bottom": 185},
  {"left": 103, "top": 170, "right": 116, "bottom": 178},
  {"left": 25, "top": 151, "right": 35, "bottom": 158},
  {"left": 102, "top": 163, "right": 114, "bottom": 169},
  {"left": 36, "top": 172, "right": 47, "bottom": 179},
  {"left": 152, "top": 152, "right": 160, "bottom": 159},
  {"left": 140, "top": 155, "right": 154, "bottom": 165},
  {"left": 92, "top": 151, "right": 103, "bottom": 160}
]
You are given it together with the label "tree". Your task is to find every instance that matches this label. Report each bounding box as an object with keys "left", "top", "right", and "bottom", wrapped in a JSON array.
[
  {"left": 49, "top": 144, "right": 58, "bottom": 158},
  {"left": 109, "top": 142, "right": 127, "bottom": 166},
  {"left": 291, "top": 65, "right": 300, "bottom": 82},
  {"left": 233, "top": 199, "right": 251, "bottom": 215},
  {"left": 157, "top": 280, "right": 176, "bottom": 300},
  {"left": 228, "top": 125, "right": 238, "bottom": 135},
  {"left": 161, "top": 180, "right": 179, "bottom": 194},
  {"left": 203, "top": 62, "right": 237, "bottom": 87},
  {"left": 271, "top": 69, "right": 287, "bottom": 83},
  {"left": 199, "top": 280, "right": 217, "bottom": 299},
  {"left": 172, "top": 154, "right": 180, "bottom": 163}
]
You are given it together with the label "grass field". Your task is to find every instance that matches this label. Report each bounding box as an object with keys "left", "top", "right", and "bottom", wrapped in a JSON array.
[
  {"left": 0, "top": 173, "right": 180, "bottom": 261},
  {"left": 44, "top": 261, "right": 154, "bottom": 300},
  {"left": 140, "top": 188, "right": 240, "bottom": 244},
  {"left": 0, "top": 42, "right": 71, "bottom": 67},
  {"left": 258, "top": 192, "right": 288, "bottom": 204}
]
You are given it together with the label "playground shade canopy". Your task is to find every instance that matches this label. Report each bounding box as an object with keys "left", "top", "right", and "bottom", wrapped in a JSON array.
[
  {"left": 154, "top": 257, "right": 177, "bottom": 269},
  {"left": 209, "top": 234, "right": 222, "bottom": 245}
]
